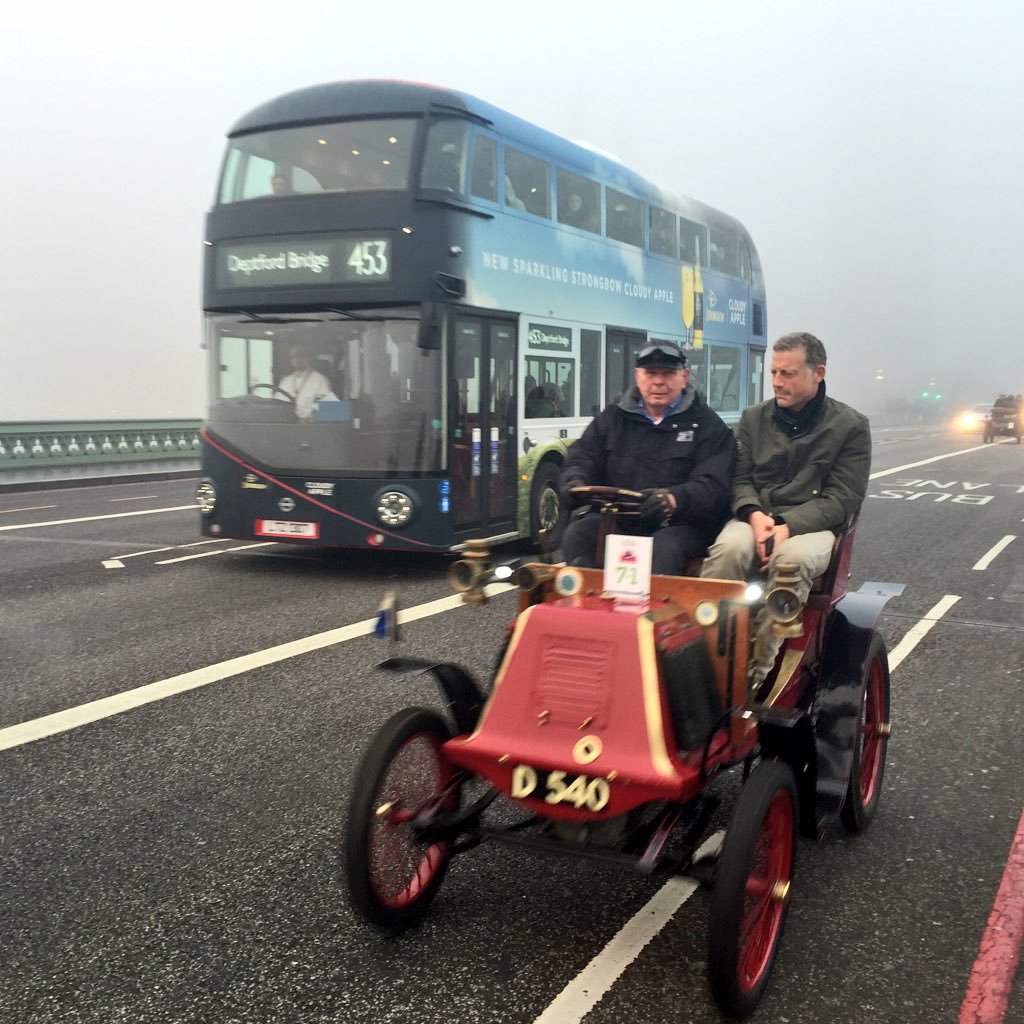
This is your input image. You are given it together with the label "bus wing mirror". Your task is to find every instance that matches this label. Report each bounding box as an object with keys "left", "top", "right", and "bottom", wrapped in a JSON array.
[{"left": 418, "top": 302, "right": 443, "bottom": 350}]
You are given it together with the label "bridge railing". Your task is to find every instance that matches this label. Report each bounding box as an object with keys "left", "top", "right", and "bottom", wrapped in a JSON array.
[{"left": 0, "top": 420, "right": 201, "bottom": 486}]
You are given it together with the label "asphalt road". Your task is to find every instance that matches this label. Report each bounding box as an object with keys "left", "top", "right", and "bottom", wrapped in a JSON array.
[{"left": 1, "top": 424, "right": 1021, "bottom": 1024}]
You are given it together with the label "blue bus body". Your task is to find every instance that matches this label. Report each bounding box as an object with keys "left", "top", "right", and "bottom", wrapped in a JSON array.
[{"left": 198, "top": 80, "right": 766, "bottom": 552}]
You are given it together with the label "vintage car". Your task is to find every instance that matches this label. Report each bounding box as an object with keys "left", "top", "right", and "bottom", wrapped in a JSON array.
[{"left": 345, "top": 487, "right": 902, "bottom": 1017}]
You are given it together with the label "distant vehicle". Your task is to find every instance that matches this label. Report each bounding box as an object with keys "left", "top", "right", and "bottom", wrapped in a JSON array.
[
  {"left": 984, "top": 394, "right": 1023, "bottom": 444},
  {"left": 958, "top": 402, "right": 992, "bottom": 433}
]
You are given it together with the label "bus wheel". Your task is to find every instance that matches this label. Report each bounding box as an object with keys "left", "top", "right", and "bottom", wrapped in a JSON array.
[{"left": 530, "top": 462, "right": 566, "bottom": 552}]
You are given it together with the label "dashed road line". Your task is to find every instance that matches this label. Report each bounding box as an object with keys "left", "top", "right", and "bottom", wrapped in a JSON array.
[
  {"left": 972, "top": 536, "right": 1016, "bottom": 572},
  {"left": 0, "top": 505, "right": 194, "bottom": 532}
]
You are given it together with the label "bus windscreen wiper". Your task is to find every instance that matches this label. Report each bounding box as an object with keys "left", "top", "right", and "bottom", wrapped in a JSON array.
[{"left": 231, "top": 310, "right": 326, "bottom": 324}]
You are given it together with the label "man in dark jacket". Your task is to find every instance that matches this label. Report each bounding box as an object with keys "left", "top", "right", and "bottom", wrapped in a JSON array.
[
  {"left": 700, "top": 331, "right": 871, "bottom": 684},
  {"left": 559, "top": 341, "right": 736, "bottom": 573}
]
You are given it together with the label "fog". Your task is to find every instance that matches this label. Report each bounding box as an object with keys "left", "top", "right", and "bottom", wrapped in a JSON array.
[{"left": 3, "top": 1, "right": 1020, "bottom": 424}]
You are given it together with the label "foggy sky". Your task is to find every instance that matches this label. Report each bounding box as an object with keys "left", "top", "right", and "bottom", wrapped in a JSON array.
[{"left": 3, "top": 1, "right": 1020, "bottom": 423}]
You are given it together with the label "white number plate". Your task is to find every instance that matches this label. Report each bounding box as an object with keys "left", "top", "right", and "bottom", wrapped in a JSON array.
[
  {"left": 255, "top": 519, "right": 320, "bottom": 539},
  {"left": 510, "top": 764, "right": 610, "bottom": 811}
]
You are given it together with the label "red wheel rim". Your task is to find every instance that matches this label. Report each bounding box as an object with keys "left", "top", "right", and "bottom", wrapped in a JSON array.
[
  {"left": 858, "top": 657, "right": 886, "bottom": 807},
  {"left": 737, "top": 789, "right": 794, "bottom": 994},
  {"left": 367, "top": 732, "right": 453, "bottom": 909}
]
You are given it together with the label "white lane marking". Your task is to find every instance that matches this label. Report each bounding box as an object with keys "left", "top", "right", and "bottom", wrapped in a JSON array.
[
  {"left": 102, "top": 560, "right": 125, "bottom": 570},
  {"left": 111, "top": 539, "right": 227, "bottom": 560},
  {"left": 533, "top": 833, "right": 722, "bottom": 1024},
  {"left": 109, "top": 495, "right": 158, "bottom": 502},
  {"left": 972, "top": 535, "right": 1016, "bottom": 571},
  {"left": 155, "top": 542, "right": 276, "bottom": 564},
  {"left": 0, "top": 504, "right": 58, "bottom": 515},
  {"left": 870, "top": 445, "right": 989, "bottom": 479},
  {"left": 0, "top": 505, "right": 194, "bottom": 532},
  {"left": 887, "top": 594, "right": 960, "bottom": 671},
  {"left": 0, "top": 583, "right": 515, "bottom": 752},
  {"left": 533, "top": 595, "right": 962, "bottom": 1023}
]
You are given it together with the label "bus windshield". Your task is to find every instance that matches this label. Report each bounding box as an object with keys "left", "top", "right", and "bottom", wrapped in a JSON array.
[
  {"left": 206, "top": 308, "right": 443, "bottom": 475},
  {"left": 218, "top": 117, "right": 419, "bottom": 203}
]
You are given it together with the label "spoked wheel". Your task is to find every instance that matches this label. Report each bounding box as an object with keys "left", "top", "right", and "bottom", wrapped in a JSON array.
[
  {"left": 708, "top": 759, "right": 798, "bottom": 1019},
  {"left": 841, "top": 633, "right": 891, "bottom": 832},
  {"left": 345, "top": 708, "right": 458, "bottom": 929}
]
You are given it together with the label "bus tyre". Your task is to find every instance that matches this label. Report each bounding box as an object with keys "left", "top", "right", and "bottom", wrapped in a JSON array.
[
  {"left": 530, "top": 462, "right": 566, "bottom": 553},
  {"left": 345, "top": 708, "right": 457, "bottom": 929}
]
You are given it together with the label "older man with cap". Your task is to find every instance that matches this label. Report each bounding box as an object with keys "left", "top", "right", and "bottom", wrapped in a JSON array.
[{"left": 559, "top": 341, "right": 736, "bottom": 573}]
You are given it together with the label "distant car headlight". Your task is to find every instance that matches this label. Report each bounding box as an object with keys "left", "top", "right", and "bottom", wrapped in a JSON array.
[
  {"left": 195, "top": 478, "right": 217, "bottom": 516},
  {"left": 376, "top": 490, "right": 414, "bottom": 527}
]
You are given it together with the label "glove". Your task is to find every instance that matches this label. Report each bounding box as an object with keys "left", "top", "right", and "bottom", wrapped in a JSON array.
[{"left": 638, "top": 488, "right": 674, "bottom": 526}]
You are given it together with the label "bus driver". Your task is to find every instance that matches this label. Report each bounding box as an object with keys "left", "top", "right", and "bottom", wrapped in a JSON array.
[{"left": 277, "top": 346, "right": 334, "bottom": 421}]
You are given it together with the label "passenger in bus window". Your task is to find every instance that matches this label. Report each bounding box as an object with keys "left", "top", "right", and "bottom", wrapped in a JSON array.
[
  {"left": 564, "top": 192, "right": 598, "bottom": 232},
  {"left": 700, "top": 332, "right": 871, "bottom": 687},
  {"left": 558, "top": 341, "right": 736, "bottom": 574},
  {"left": 278, "top": 346, "right": 334, "bottom": 421},
  {"left": 505, "top": 175, "right": 527, "bottom": 211},
  {"left": 271, "top": 174, "right": 292, "bottom": 195}
]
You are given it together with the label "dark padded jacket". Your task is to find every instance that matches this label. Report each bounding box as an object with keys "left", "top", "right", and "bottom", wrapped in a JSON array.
[
  {"left": 732, "top": 389, "right": 871, "bottom": 535},
  {"left": 560, "top": 386, "right": 736, "bottom": 531}
]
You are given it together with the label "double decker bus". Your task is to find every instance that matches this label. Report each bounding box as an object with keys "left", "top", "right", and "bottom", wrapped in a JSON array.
[{"left": 197, "top": 80, "right": 766, "bottom": 552}]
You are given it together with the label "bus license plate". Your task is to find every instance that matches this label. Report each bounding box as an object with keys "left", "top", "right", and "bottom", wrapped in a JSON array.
[
  {"left": 255, "top": 519, "right": 320, "bottom": 539},
  {"left": 510, "top": 764, "right": 610, "bottom": 812}
]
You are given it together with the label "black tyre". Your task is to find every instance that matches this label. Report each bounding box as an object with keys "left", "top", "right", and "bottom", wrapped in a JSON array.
[
  {"left": 841, "top": 633, "right": 890, "bottom": 832},
  {"left": 529, "top": 461, "right": 566, "bottom": 552},
  {"left": 345, "top": 708, "right": 457, "bottom": 929},
  {"left": 708, "top": 759, "right": 799, "bottom": 1019}
]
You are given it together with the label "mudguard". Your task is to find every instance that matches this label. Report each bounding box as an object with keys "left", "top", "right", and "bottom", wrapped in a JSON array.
[
  {"left": 377, "top": 657, "right": 486, "bottom": 735},
  {"left": 814, "top": 583, "right": 904, "bottom": 824}
]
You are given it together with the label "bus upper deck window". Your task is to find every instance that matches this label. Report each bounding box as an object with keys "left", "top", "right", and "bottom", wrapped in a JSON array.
[
  {"left": 470, "top": 135, "right": 497, "bottom": 201},
  {"left": 649, "top": 206, "right": 676, "bottom": 257},
  {"left": 606, "top": 188, "right": 643, "bottom": 248},
  {"left": 421, "top": 120, "right": 468, "bottom": 195},
  {"left": 680, "top": 217, "right": 707, "bottom": 266},
  {"left": 556, "top": 169, "right": 600, "bottom": 233},
  {"left": 505, "top": 148, "right": 550, "bottom": 218}
]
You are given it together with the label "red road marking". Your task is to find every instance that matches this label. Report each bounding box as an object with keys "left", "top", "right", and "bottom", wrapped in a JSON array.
[{"left": 960, "top": 806, "right": 1024, "bottom": 1023}]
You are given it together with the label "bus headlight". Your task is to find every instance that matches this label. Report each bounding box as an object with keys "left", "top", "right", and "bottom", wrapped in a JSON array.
[
  {"left": 376, "top": 490, "right": 414, "bottom": 527},
  {"left": 195, "top": 479, "right": 217, "bottom": 516}
]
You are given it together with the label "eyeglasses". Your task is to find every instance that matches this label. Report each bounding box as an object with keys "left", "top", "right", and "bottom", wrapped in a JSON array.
[{"left": 636, "top": 343, "right": 687, "bottom": 367}]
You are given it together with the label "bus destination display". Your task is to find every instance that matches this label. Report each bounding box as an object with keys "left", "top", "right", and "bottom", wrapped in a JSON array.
[{"left": 215, "top": 236, "right": 391, "bottom": 289}]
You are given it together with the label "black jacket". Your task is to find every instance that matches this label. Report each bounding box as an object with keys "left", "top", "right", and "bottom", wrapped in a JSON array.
[{"left": 560, "top": 386, "right": 736, "bottom": 531}]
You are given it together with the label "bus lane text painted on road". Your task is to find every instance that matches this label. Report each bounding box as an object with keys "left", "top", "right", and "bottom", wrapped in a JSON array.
[{"left": 869, "top": 479, "right": 1024, "bottom": 506}]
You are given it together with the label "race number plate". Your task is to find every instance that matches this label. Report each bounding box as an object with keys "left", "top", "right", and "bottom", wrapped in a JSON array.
[
  {"left": 510, "top": 764, "right": 611, "bottom": 811},
  {"left": 254, "top": 519, "right": 320, "bottom": 539}
]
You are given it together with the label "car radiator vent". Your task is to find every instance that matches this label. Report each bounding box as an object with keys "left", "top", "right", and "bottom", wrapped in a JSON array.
[{"left": 536, "top": 638, "right": 612, "bottom": 725}]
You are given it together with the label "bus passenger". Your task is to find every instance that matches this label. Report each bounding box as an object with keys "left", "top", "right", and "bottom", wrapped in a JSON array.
[
  {"left": 699, "top": 332, "right": 871, "bottom": 686},
  {"left": 559, "top": 342, "right": 735, "bottom": 574},
  {"left": 278, "top": 346, "right": 333, "bottom": 421},
  {"left": 270, "top": 174, "right": 292, "bottom": 195}
]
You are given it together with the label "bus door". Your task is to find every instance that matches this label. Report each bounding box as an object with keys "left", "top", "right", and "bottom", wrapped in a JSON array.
[
  {"left": 450, "top": 315, "right": 518, "bottom": 539},
  {"left": 605, "top": 328, "right": 647, "bottom": 404}
]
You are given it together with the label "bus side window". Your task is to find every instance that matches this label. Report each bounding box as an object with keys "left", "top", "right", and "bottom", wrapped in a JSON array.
[
  {"left": 421, "top": 120, "right": 468, "bottom": 194},
  {"left": 709, "top": 229, "right": 740, "bottom": 276},
  {"left": 471, "top": 135, "right": 497, "bottom": 201},
  {"left": 556, "top": 168, "right": 600, "bottom": 233},
  {"left": 680, "top": 217, "right": 707, "bottom": 265},
  {"left": 649, "top": 206, "right": 676, "bottom": 257},
  {"left": 505, "top": 147, "right": 550, "bottom": 218},
  {"left": 606, "top": 188, "right": 644, "bottom": 247}
]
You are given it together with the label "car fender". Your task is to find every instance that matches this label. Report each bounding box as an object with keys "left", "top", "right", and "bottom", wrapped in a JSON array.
[
  {"left": 377, "top": 657, "right": 485, "bottom": 735},
  {"left": 814, "top": 583, "right": 904, "bottom": 823}
]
